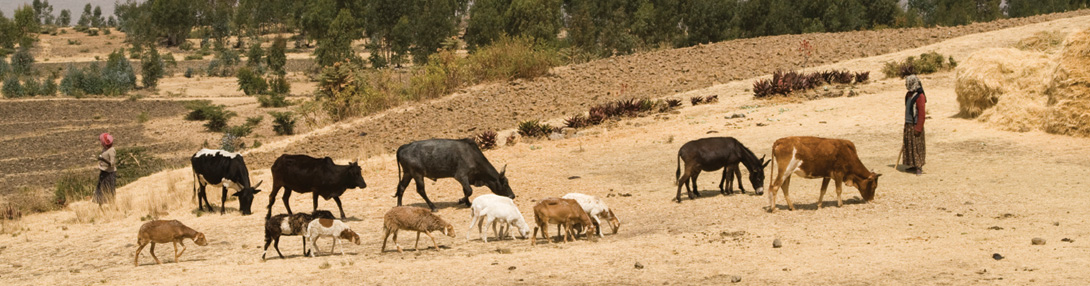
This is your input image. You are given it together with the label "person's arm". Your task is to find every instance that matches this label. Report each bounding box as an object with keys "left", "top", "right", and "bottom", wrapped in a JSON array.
[{"left": 914, "top": 93, "right": 926, "bottom": 133}]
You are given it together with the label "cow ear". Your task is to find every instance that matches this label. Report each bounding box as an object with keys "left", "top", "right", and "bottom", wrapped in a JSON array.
[
  {"left": 254, "top": 180, "right": 263, "bottom": 188},
  {"left": 500, "top": 164, "right": 507, "bottom": 176},
  {"left": 231, "top": 191, "right": 241, "bottom": 197}
]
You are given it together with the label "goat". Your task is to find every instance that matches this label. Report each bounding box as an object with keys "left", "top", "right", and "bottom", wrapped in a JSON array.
[
  {"left": 466, "top": 194, "right": 531, "bottom": 242},
  {"left": 382, "top": 206, "right": 455, "bottom": 253},
  {"left": 304, "top": 218, "right": 361, "bottom": 257},
  {"left": 263, "top": 210, "right": 335, "bottom": 260},
  {"left": 134, "top": 220, "right": 208, "bottom": 266},
  {"left": 561, "top": 193, "right": 620, "bottom": 237},
  {"left": 531, "top": 198, "right": 596, "bottom": 245}
]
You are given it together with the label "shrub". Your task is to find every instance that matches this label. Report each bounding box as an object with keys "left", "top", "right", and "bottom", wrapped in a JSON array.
[
  {"left": 11, "top": 49, "right": 34, "bottom": 76},
  {"left": 564, "top": 114, "right": 588, "bottom": 128},
  {"left": 184, "top": 67, "right": 194, "bottom": 78},
  {"left": 2, "top": 76, "right": 25, "bottom": 98},
  {"left": 269, "top": 111, "right": 296, "bottom": 135},
  {"left": 267, "top": 36, "right": 287, "bottom": 76},
  {"left": 204, "top": 107, "right": 236, "bottom": 132},
  {"left": 665, "top": 99, "right": 682, "bottom": 108},
  {"left": 475, "top": 130, "right": 497, "bottom": 150},
  {"left": 246, "top": 42, "right": 264, "bottom": 68},
  {"left": 703, "top": 95, "right": 718, "bottom": 104},
  {"left": 690, "top": 96, "right": 704, "bottom": 105},
  {"left": 0, "top": 58, "right": 9, "bottom": 78},
  {"left": 236, "top": 67, "right": 268, "bottom": 95},
  {"left": 882, "top": 52, "right": 957, "bottom": 78},
  {"left": 141, "top": 45, "right": 165, "bottom": 88},
  {"left": 465, "top": 36, "right": 560, "bottom": 82},
  {"left": 115, "top": 147, "right": 165, "bottom": 186},
  {"left": 258, "top": 93, "right": 290, "bottom": 108},
  {"left": 854, "top": 71, "right": 870, "bottom": 84},
  {"left": 184, "top": 100, "right": 217, "bottom": 120},
  {"left": 102, "top": 49, "right": 136, "bottom": 96},
  {"left": 40, "top": 76, "right": 57, "bottom": 96},
  {"left": 53, "top": 171, "right": 96, "bottom": 206},
  {"left": 225, "top": 124, "right": 254, "bottom": 138},
  {"left": 409, "top": 49, "right": 465, "bottom": 101},
  {"left": 22, "top": 77, "right": 40, "bottom": 96},
  {"left": 517, "top": 120, "right": 555, "bottom": 138},
  {"left": 268, "top": 75, "right": 290, "bottom": 95},
  {"left": 587, "top": 106, "right": 607, "bottom": 125},
  {"left": 67, "top": 39, "right": 81, "bottom": 45}
]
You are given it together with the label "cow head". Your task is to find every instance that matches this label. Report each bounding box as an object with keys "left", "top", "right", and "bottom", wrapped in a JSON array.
[
  {"left": 343, "top": 161, "right": 368, "bottom": 189},
  {"left": 749, "top": 156, "right": 771, "bottom": 195},
  {"left": 855, "top": 172, "right": 881, "bottom": 201},
  {"left": 231, "top": 180, "right": 263, "bottom": 215},
  {"left": 486, "top": 164, "right": 515, "bottom": 199}
]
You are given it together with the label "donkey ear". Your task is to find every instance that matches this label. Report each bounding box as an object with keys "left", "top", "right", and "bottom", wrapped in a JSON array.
[
  {"left": 500, "top": 164, "right": 507, "bottom": 176},
  {"left": 762, "top": 160, "right": 771, "bottom": 168}
]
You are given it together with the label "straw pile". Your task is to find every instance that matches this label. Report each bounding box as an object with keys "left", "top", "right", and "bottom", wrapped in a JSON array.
[
  {"left": 955, "top": 48, "right": 1055, "bottom": 132},
  {"left": 1045, "top": 29, "right": 1090, "bottom": 137}
]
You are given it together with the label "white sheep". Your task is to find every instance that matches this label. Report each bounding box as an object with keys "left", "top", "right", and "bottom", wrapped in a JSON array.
[
  {"left": 304, "top": 218, "right": 360, "bottom": 257},
  {"left": 561, "top": 193, "right": 620, "bottom": 237},
  {"left": 466, "top": 194, "right": 531, "bottom": 242}
]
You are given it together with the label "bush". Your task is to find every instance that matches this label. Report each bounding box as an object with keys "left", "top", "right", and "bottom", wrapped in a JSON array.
[
  {"left": 102, "top": 49, "right": 136, "bottom": 96},
  {"left": 854, "top": 71, "right": 870, "bottom": 84},
  {"left": 53, "top": 171, "right": 97, "bottom": 206},
  {"left": 141, "top": 45, "right": 164, "bottom": 88},
  {"left": 268, "top": 75, "right": 290, "bottom": 95},
  {"left": 22, "top": 77, "right": 40, "bottom": 96},
  {"left": 464, "top": 36, "right": 560, "bottom": 82},
  {"left": 40, "top": 76, "right": 57, "bottom": 96},
  {"left": 11, "top": 49, "right": 34, "bottom": 76},
  {"left": 0, "top": 58, "right": 9, "bottom": 78},
  {"left": 246, "top": 42, "right": 264, "bottom": 68},
  {"left": 753, "top": 69, "right": 865, "bottom": 98},
  {"left": 2, "top": 76, "right": 25, "bottom": 98},
  {"left": 475, "top": 130, "right": 497, "bottom": 150},
  {"left": 204, "top": 107, "right": 236, "bottom": 132},
  {"left": 258, "top": 93, "right": 290, "bottom": 108},
  {"left": 236, "top": 67, "right": 267, "bottom": 95},
  {"left": 665, "top": 99, "right": 682, "bottom": 108},
  {"left": 269, "top": 111, "right": 296, "bottom": 135},
  {"left": 184, "top": 67, "right": 194, "bottom": 78},
  {"left": 564, "top": 114, "right": 588, "bottom": 128},
  {"left": 115, "top": 147, "right": 165, "bottom": 187},
  {"left": 184, "top": 100, "right": 217, "bottom": 120},
  {"left": 882, "top": 52, "right": 957, "bottom": 78},
  {"left": 517, "top": 120, "right": 556, "bottom": 138}
]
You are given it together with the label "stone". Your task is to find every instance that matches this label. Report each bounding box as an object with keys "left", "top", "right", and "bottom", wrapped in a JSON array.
[
  {"left": 731, "top": 276, "right": 742, "bottom": 283},
  {"left": 773, "top": 239, "right": 783, "bottom": 248},
  {"left": 992, "top": 253, "right": 1004, "bottom": 260},
  {"left": 635, "top": 262, "right": 645, "bottom": 269},
  {"left": 1031, "top": 238, "right": 1046, "bottom": 245}
]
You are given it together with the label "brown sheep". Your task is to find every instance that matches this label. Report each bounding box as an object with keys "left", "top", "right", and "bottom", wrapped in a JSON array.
[
  {"left": 134, "top": 220, "right": 208, "bottom": 266},
  {"left": 381, "top": 206, "right": 455, "bottom": 253},
  {"left": 531, "top": 198, "right": 596, "bottom": 245}
]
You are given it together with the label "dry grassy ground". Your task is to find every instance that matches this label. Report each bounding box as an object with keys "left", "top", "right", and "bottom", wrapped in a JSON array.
[{"left": 2, "top": 13, "right": 1090, "bottom": 285}]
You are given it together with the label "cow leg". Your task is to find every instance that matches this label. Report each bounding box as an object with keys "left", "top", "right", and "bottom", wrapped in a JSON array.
[
  {"left": 413, "top": 175, "right": 436, "bottom": 211},
  {"left": 395, "top": 175, "right": 413, "bottom": 206},
  {"left": 265, "top": 185, "right": 281, "bottom": 219},
  {"left": 835, "top": 179, "right": 844, "bottom": 207},
  {"left": 689, "top": 170, "right": 702, "bottom": 198},
  {"left": 312, "top": 193, "right": 319, "bottom": 214},
  {"left": 332, "top": 197, "right": 346, "bottom": 219},
  {"left": 197, "top": 184, "right": 208, "bottom": 211},
  {"left": 455, "top": 176, "right": 473, "bottom": 207},
  {"left": 220, "top": 185, "right": 229, "bottom": 215},
  {"left": 782, "top": 176, "right": 795, "bottom": 211},
  {"left": 817, "top": 178, "right": 831, "bottom": 209},
  {"left": 719, "top": 167, "right": 729, "bottom": 194},
  {"left": 281, "top": 188, "right": 294, "bottom": 215}
]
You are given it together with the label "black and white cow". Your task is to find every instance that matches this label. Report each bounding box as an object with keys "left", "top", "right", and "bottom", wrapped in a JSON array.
[
  {"left": 395, "top": 138, "right": 514, "bottom": 212},
  {"left": 266, "top": 155, "right": 367, "bottom": 219},
  {"left": 191, "top": 149, "right": 263, "bottom": 215}
]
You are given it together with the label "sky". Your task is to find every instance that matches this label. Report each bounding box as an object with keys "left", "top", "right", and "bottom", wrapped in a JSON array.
[{"left": 1, "top": 0, "right": 123, "bottom": 22}]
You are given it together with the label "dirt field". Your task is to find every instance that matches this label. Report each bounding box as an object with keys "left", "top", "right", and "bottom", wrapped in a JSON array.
[{"left": 2, "top": 12, "right": 1090, "bottom": 285}]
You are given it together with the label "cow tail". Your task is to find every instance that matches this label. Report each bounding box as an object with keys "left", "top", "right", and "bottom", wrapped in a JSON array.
[
  {"left": 393, "top": 159, "right": 403, "bottom": 197},
  {"left": 674, "top": 154, "right": 681, "bottom": 186},
  {"left": 191, "top": 170, "right": 198, "bottom": 202}
]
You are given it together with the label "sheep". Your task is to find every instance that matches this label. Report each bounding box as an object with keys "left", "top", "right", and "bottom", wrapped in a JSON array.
[
  {"left": 466, "top": 194, "right": 531, "bottom": 242},
  {"left": 134, "top": 220, "right": 208, "bottom": 266},
  {"left": 382, "top": 206, "right": 455, "bottom": 253},
  {"left": 304, "top": 218, "right": 361, "bottom": 257},
  {"left": 531, "top": 197, "right": 596, "bottom": 245},
  {"left": 263, "top": 210, "right": 335, "bottom": 260},
  {"left": 561, "top": 193, "right": 621, "bottom": 237}
]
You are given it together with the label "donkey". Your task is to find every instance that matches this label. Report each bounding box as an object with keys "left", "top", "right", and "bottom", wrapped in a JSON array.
[{"left": 675, "top": 137, "right": 769, "bottom": 202}]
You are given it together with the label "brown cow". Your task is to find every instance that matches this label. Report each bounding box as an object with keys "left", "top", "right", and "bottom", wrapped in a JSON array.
[{"left": 766, "top": 136, "right": 880, "bottom": 212}]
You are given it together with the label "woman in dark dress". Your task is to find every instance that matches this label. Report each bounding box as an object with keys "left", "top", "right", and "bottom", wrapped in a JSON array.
[{"left": 903, "top": 75, "right": 926, "bottom": 175}]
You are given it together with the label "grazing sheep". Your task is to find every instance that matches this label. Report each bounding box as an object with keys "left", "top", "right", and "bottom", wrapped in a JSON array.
[
  {"left": 263, "top": 210, "right": 335, "bottom": 260},
  {"left": 531, "top": 198, "right": 596, "bottom": 245},
  {"left": 304, "top": 218, "right": 361, "bottom": 257},
  {"left": 562, "top": 193, "right": 621, "bottom": 237},
  {"left": 382, "top": 206, "right": 455, "bottom": 253},
  {"left": 134, "top": 220, "right": 208, "bottom": 266},
  {"left": 466, "top": 194, "right": 531, "bottom": 242}
]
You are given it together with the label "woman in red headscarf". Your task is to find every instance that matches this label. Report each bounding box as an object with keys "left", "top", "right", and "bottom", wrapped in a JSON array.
[{"left": 93, "top": 133, "right": 117, "bottom": 205}]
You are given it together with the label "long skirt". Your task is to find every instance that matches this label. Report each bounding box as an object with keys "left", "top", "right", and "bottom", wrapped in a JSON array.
[
  {"left": 93, "top": 170, "right": 116, "bottom": 205},
  {"left": 902, "top": 123, "right": 926, "bottom": 168}
]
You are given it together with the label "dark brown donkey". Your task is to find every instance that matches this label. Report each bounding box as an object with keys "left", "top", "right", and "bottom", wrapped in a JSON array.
[{"left": 675, "top": 137, "right": 769, "bottom": 202}]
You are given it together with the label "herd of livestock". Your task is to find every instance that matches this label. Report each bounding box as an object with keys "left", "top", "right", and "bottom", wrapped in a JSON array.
[{"left": 134, "top": 136, "right": 880, "bottom": 266}]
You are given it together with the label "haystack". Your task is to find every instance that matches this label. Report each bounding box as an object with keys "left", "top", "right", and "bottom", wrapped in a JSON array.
[
  {"left": 954, "top": 48, "right": 1054, "bottom": 132},
  {"left": 1044, "top": 29, "right": 1090, "bottom": 137}
]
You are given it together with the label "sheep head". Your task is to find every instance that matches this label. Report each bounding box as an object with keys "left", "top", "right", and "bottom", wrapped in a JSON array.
[
  {"left": 193, "top": 232, "right": 209, "bottom": 246},
  {"left": 340, "top": 229, "right": 361, "bottom": 245}
]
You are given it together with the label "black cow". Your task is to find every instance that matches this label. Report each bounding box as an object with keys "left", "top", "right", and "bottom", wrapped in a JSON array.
[
  {"left": 266, "top": 155, "right": 367, "bottom": 219},
  {"left": 675, "top": 137, "right": 769, "bottom": 203},
  {"left": 395, "top": 138, "right": 514, "bottom": 211},
  {"left": 190, "top": 149, "right": 263, "bottom": 215}
]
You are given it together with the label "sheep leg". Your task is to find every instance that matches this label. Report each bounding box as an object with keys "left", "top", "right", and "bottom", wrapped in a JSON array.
[
  {"left": 150, "top": 243, "right": 161, "bottom": 264},
  {"left": 466, "top": 212, "right": 480, "bottom": 242},
  {"left": 593, "top": 215, "right": 604, "bottom": 237},
  {"left": 134, "top": 241, "right": 148, "bottom": 266},
  {"left": 381, "top": 228, "right": 391, "bottom": 252},
  {"left": 331, "top": 237, "right": 340, "bottom": 256},
  {"left": 393, "top": 230, "right": 403, "bottom": 253},
  {"left": 302, "top": 235, "right": 309, "bottom": 257},
  {"left": 817, "top": 178, "right": 830, "bottom": 209},
  {"left": 414, "top": 232, "right": 421, "bottom": 251},
  {"left": 172, "top": 241, "right": 179, "bottom": 263},
  {"left": 425, "top": 231, "right": 440, "bottom": 251},
  {"left": 175, "top": 240, "right": 187, "bottom": 263},
  {"left": 531, "top": 227, "right": 539, "bottom": 245},
  {"left": 483, "top": 217, "right": 496, "bottom": 243}
]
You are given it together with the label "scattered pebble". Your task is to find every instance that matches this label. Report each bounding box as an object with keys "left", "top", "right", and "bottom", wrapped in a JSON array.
[
  {"left": 731, "top": 276, "right": 742, "bottom": 283},
  {"left": 318, "top": 262, "right": 331, "bottom": 269},
  {"left": 1031, "top": 238, "right": 1046, "bottom": 245},
  {"left": 508, "top": 266, "right": 517, "bottom": 271},
  {"left": 727, "top": 113, "right": 746, "bottom": 119},
  {"left": 988, "top": 226, "right": 1003, "bottom": 230},
  {"left": 706, "top": 130, "right": 718, "bottom": 134},
  {"left": 567, "top": 176, "right": 581, "bottom": 180},
  {"left": 496, "top": 248, "right": 512, "bottom": 254},
  {"left": 1062, "top": 238, "right": 1074, "bottom": 243},
  {"left": 773, "top": 238, "right": 783, "bottom": 248},
  {"left": 992, "top": 253, "right": 1004, "bottom": 260},
  {"left": 635, "top": 262, "right": 645, "bottom": 269},
  {"left": 756, "top": 122, "right": 768, "bottom": 127}
]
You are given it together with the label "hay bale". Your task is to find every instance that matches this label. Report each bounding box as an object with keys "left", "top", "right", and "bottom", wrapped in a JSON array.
[
  {"left": 1044, "top": 29, "right": 1090, "bottom": 137},
  {"left": 954, "top": 48, "right": 1054, "bottom": 132}
]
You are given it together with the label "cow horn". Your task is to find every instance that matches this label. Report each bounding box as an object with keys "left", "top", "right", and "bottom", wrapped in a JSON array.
[
  {"left": 500, "top": 164, "right": 507, "bottom": 175},
  {"left": 254, "top": 180, "right": 263, "bottom": 188}
]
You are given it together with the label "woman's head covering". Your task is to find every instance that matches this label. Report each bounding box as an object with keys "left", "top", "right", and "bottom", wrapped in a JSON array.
[
  {"left": 99, "top": 133, "right": 113, "bottom": 147},
  {"left": 905, "top": 75, "right": 922, "bottom": 92}
]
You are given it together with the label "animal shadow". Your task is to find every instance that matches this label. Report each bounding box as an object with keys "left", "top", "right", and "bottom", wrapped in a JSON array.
[
  {"left": 768, "top": 197, "right": 866, "bottom": 211},
  {"left": 888, "top": 164, "right": 914, "bottom": 173},
  {"left": 407, "top": 201, "right": 465, "bottom": 211}
]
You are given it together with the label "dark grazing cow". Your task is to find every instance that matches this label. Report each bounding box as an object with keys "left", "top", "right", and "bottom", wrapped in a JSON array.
[
  {"left": 675, "top": 137, "right": 769, "bottom": 203},
  {"left": 266, "top": 155, "right": 367, "bottom": 219},
  {"left": 190, "top": 149, "right": 263, "bottom": 215},
  {"left": 395, "top": 138, "right": 514, "bottom": 211},
  {"left": 767, "top": 136, "right": 881, "bottom": 212}
]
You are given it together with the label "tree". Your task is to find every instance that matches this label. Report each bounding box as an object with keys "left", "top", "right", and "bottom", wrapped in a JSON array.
[
  {"left": 408, "top": 0, "right": 467, "bottom": 64},
  {"left": 246, "top": 41, "right": 264, "bottom": 68},
  {"left": 102, "top": 49, "right": 136, "bottom": 95},
  {"left": 681, "top": 0, "right": 738, "bottom": 46},
  {"left": 92, "top": 6, "right": 103, "bottom": 27},
  {"left": 464, "top": 0, "right": 507, "bottom": 50},
  {"left": 77, "top": 3, "right": 92, "bottom": 28},
  {"left": 12, "top": 5, "right": 39, "bottom": 47},
  {"left": 33, "top": 0, "right": 54, "bottom": 26},
  {"left": 149, "top": 0, "right": 196, "bottom": 46},
  {"left": 57, "top": 9, "right": 70, "bottom": 26},
  {"left": 10, "top": 48, "right": 34, "bottom": 76},
  {"left": 314, "top": 9, "right": 358, "bottom": 67},
  {"left": 141, "top": 45, "right": 164, "bottom": 88},
  {"left": 266, "top": 36, "right": 287, "bottom": 76}
]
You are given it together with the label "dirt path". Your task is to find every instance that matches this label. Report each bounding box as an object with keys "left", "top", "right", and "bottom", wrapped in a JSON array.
[{"left": 2, "top": 13, "right": 1090, "bottom": 285}]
